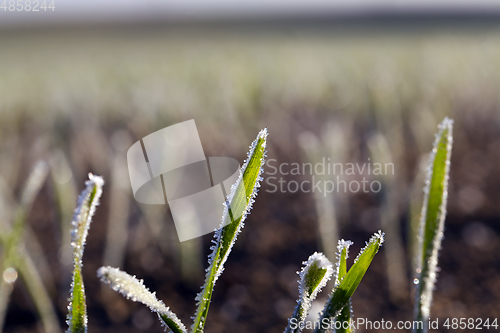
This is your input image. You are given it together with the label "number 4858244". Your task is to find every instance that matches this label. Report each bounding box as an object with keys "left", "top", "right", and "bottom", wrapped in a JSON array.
[
  {"left": 1, "top": 0, "right": 55, "bottom": 11},
  {"left": 443, "top": 318, "right": 498, "bottom": 330}
]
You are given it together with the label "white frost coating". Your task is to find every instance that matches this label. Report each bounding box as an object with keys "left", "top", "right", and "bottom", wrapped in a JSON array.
[
  {"left": 214, "top": 128, "right": 268, "bottom": 276},
  {"left": 66, "top": 173, "right": 104, "bottom": 332},
  {"left": 353, "top": 230, "right": 385, "bottom": 265},
  {"left": 315, "top": 233, "right": 384, "bottom": 333},
  {"left": 415, "top": 118, "right": 453, "bottom": 322},
  {"left": 299, "top": 252, "right": 334, "bottom": 301},
  {"left": 334, "top": 240, "right": 353, "bottom": 285},
  {"left": 98, "top": 266, "right": 187, "bottom": 333},
  {"left": 70, "top": 173, "right": 104, "bottom": 266},
  {"left": 285, "top": 252, "right": 333, "bottom": 333},
  {"left": 334, "top": 240, "right": 354, "bottom": 333},
  {"left": 192, "top": 128, "right": 268, "bottom": 331}
]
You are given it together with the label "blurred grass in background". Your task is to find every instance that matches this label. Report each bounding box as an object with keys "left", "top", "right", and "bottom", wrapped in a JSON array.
[{"left": 0, "top": 25, "right": 499, "bottom": 332}]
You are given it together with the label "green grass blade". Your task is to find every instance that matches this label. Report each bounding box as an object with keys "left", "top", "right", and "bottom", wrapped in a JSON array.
[
  {"left": 314, "top": 231, "right": 384, "bottom": 333},
  {"left": 334, "top": 240, "right": 353, "bottom": 333},
  {"left": 67, "top": 174, "right": 104, "bottom": 333},
  {"left": 0, "top": 162, "right": 52, "bottom": 332},
  {"left": 336, "top": 241, "right": 350, "bottom": 282},
  {"left": 68, "top": 266, "right": 86, "bottom": 333},
  {"left": 16, "top": 246, "right": 60, "bottom": 333},
  {"left": 414, "top": 118, "right": 453, "bottom": 333},
  {"left": 191, "top": 128, "right": 268, "bottom": 333},
  {"left": 285, "top": 252, "right": 333, "bottom": 333},
  {"left": 2, "top": 162, "right": 49, "bottom": 266},
  {"left": 98, "top": 266, "right": 187, "bottom": 333}
]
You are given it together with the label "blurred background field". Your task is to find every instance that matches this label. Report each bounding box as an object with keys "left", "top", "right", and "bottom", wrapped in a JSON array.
[{"left": 0, "top": 19, "right": 500, "bottom": 332}]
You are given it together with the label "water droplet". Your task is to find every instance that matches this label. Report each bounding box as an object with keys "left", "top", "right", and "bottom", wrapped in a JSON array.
[
  {"left": 413, "top": 278, "right": 419, "bottom": 285},
  {"left": 3, "top": 267, "right": 18, "bottom": 283}
]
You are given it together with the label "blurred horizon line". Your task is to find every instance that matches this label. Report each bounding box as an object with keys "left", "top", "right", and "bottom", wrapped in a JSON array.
[{"left": 2, "top": 8, "right": 500, "bottom": 33}]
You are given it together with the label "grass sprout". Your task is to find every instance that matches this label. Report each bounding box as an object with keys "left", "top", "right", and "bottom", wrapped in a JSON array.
[
  {"left": 285, "top": 252, "right": 334, "bottom": 333},
  {"left": 98, "top": 266, "right": 187, "bottom": 333},
  {"left": 0, "top": 116, "right": 456, "bottom": 333},
  {"left": 66, "top": 173, "right": 104, "bottom": 333},
  {"left": 413, "top": 117, "right": 453, "bottom": 332},
  {"left": 313, "top": 231, "right": 385, "bottom": 333},
  {"left": 97, "top": 128, "right": 268, "bottom": 333},
  {"left": 283, "top": 232, "right": 383, "bottom": 333},
  {"left": 191, "top": 128, "right": 268, "bottom": 333},
  {"left": 333, "top": 240, "right": 354, "bottom": 333}
]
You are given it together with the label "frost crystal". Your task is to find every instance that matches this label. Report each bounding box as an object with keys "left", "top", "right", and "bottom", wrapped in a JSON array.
[
  {"left": 285, "top": 252, "right": 333, "bottom": 333},
  {"left": 353, "top": 230, "right": 385, "bottom": 265},
  {"left": 70, "top": 173, "right": 104, "bottom": 266},
  {"left": 298, "top": 252, "right": 334, "bottom": 298},
  {"left": 212, "top": 128, "right": 268, "bottom": 279},
  {"left": 334, "top": 240, "right": 353, "bottom": 285},
  {"left": 333, "top": 240, "right": 354, "bottom": 333},
  {"left": 66, "top": 173, "right": 104, "bottom": 333},
  {"left": 314, "top": 232, "right": 384, "bottom": 333},
  {"left": 98, "top": 266, "right": 187, "bottom": 333},
  {"left": 415, "top": 118, "right": 453, "bottom": 323},
  {"left": 192, "top": 128, "right": 268, "bottom": 332}
]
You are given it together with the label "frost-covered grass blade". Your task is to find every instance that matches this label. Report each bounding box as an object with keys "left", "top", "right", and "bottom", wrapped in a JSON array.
[
  {"left": 285, "top": 252, "right": 333, "bottom": 333},
  {"left": 334, "top": 240, "right": 353, "bottom": 333},
  {"left": 192, "top": 128, "right": 268, "bottom": 333},
  {"left": 98, "top": 266, "right": 187, "bottom": 333},
  {"left": 314, "top": 231, "right": 384, "bottom": 333},
  {"left": 414, "top": 118, "right": 453, "bottom": 333},
  {"left": 67, "top": 174, "right": 104, "bottom": 333}
]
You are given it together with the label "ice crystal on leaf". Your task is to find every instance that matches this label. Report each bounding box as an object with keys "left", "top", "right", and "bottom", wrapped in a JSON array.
[
  {"left": 67, "top": 174, "right": 104, "bottom": 333},
  {"left": 98, "top": 266, "right": 187, "bottom": 333},
  {"left": 334, "top": 240, "right": 354, "bottom": 333},
  {"left": 313, "top": 231, "right": 384, "bottom": 333},
  {"left": 414, "top": 118, "right": 453, "bottom": 333},
  {"left": 192, "top": 128, "right": 268, "bottom": 333},
  {"left": 285, "top": 252, "right": 333, "bottom": 333}
]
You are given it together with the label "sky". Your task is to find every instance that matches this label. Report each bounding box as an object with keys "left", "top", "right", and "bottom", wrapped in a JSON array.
[{"left": 0, "top": 0, "right": 499, "bottom": 27}]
